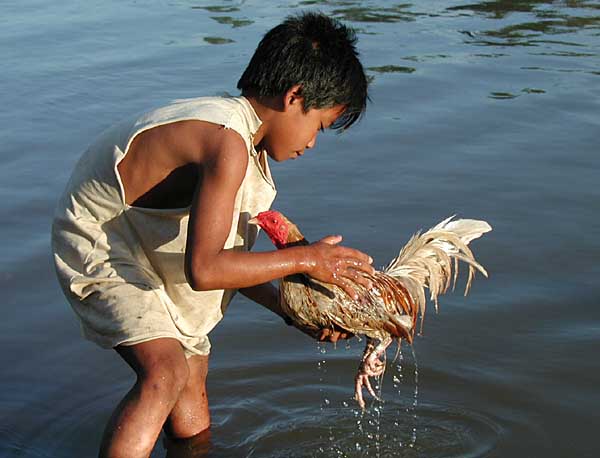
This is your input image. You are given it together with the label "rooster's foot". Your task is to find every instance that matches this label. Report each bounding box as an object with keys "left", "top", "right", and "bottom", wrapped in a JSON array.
[
  {"left": 354, "top": 372, "right": 383, "bottom": 409},
  {"left": 353, "top": 337, "right": 392, "bottom": 409}
]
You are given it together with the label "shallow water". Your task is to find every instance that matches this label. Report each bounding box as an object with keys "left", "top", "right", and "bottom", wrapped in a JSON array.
[{"left": 1, "top": 0, "right": 599, "bottom": 457}]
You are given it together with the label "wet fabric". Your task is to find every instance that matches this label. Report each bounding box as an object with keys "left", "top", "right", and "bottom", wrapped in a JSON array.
[{"left": 52, "top": 96, "right": 277, "bottom": 356}]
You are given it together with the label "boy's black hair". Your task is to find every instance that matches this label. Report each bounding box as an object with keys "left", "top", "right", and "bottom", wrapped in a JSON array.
[{"left": 237, "top": 11, "right": 368, "bottom": 130}]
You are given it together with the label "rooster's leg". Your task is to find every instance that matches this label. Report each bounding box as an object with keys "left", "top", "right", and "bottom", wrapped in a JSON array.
[{"left": 354, "top": 336, "right": 392, "bottom": 409}]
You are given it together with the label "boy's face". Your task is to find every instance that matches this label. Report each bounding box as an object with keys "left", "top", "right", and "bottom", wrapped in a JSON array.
[{"left": 261, "top": 95, "right": 345, "bottom": 162}]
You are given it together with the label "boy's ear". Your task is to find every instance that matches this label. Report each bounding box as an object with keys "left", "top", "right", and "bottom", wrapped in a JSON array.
[{"left": 283, "top": 84, "right": 304, "bottom": 110}]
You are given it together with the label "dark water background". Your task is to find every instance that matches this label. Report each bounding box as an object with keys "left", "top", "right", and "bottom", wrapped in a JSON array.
[{"left": 2, "top": 1, "right": 599, "bottom": 457}]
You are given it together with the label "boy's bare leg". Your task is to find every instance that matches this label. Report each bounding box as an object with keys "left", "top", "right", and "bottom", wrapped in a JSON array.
[
  {"left": 164, "top": 354, "right": 210, "bottom": 439},
  {"left": 99, "top": 338, "right": 190, "bottom": 458},
  {"left": 164, "top": 428, "right": 212, "bottom": 458}
]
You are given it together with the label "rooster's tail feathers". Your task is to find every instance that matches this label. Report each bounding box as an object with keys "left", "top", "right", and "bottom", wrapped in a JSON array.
[{"left": 383, "top": 216, "right": 491, "bottom": 321}]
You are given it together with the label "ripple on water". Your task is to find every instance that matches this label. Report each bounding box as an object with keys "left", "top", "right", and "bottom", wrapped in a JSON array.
[
  {"left": 0, "top": 380, "right": 129, "bottom": 458},
  {"left": 217, "top": 402, "right": 502, "bottom": 458},
  {"left": 209, "top": 359, "right": 503, "bottom": 458}
]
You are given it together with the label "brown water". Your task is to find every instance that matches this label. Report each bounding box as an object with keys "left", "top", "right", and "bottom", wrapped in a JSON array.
[{"left": 1, "top": 1, "right": 599, "bottom": 457}]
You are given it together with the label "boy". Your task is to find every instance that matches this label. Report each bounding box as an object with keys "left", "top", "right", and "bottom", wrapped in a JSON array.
[{"left": 52, "top": 11, "right": 372, "bottom": 458}]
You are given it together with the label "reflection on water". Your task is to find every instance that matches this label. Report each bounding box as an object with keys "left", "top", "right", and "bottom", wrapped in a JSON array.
[
  {"left": 331, "top": 5, "right": 420, "bottom": 23},
  {"left": 203, "top": 37, "right": 235, "bottom": 45},
  {"left": 291, "top": 0, "right": 421, "bottom": 23},
  {"left": 367, "top": 65, "right": 416, "bottom": 74},
  {"left": 447, "top": 0, "right": 600, "bottom": 18},
  {"left": 489, "top": 91, "right": 519, "bottom": 99},
  {"left": 191, "top": 6, "right": 241, "bottom": 13},
  {"left": 451, "top": 0, "right": 600, "bottom": 50},
  {"left": 210, "top": 16, "right": 254, "bottom": 28}
]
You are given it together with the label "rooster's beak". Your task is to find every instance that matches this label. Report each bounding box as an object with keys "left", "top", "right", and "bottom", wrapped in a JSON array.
[{"left": 247, "top": 216, "right": 259, "bottom": 225}]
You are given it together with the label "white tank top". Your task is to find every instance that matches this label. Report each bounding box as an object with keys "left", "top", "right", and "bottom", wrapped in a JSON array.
[{"left": 52, "top": 96, "right": 277, "bottom": 346}]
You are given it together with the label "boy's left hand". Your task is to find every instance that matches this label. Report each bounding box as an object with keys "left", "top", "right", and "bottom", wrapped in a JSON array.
[
  {"left": 287, "top": 318, "right": 353, "bottom": 343},
  {"left": 317, "top": 326, "right": 353, "bottom": 343}
]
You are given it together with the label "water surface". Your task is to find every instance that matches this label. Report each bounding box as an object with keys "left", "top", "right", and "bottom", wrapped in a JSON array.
[{"left": 1, "top": 1, "right": 599, "bottom": 457}]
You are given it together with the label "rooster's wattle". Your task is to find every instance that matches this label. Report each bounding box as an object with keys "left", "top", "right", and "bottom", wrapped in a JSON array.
[{"left": 250, "top": 210, "right": 491, "bottom": 408}]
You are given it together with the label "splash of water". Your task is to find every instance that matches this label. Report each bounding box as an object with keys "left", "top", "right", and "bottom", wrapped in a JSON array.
[
  {"left": 410, "top": 345, "right": 419, "bottom": 448},
  {"left": 389, "top": 341, "right": 421, "bottom": 451},
  {"left": 393, "top": 344, "right": 405, "bottom": 448},
  {"left": 317, "top": 342, "right": 332, "bottom": 450},
  {"left": 316, "top": 338, "right": 422, "bottom": 456}
]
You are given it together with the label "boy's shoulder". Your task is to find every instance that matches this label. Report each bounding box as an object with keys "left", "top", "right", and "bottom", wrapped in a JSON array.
[
  {"left": 132, "top": 95, "right": 261, "bottom": 154},
  {"left": 127, "top": 96, "right": 256, "bottom": 168},
  {"left": 117, "top": 97, "right": 254, "bottom": 209}
]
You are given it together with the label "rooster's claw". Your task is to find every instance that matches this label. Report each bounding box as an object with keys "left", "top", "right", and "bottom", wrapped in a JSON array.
[
  {"left": 354, "top": 355, "right": 385, "bottom": 409},
  {"left": 354, "top": 372, "right": 383, "bottom": 409},
  {"left": 353, "top": 337, "right": 392, "bottom": 409}
]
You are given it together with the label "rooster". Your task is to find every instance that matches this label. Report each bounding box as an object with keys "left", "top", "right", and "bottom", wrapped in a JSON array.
[{"left": 249, "top": 210, "right": 491, "bottom": 408}]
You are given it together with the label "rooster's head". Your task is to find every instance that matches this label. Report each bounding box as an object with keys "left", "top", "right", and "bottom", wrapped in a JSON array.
[{"left": 249, "top": 210, "right": 304, "bottom": 249}]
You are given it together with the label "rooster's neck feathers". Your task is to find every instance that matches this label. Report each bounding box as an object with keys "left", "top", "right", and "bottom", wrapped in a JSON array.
[{"left": 283, "top": 223, "right": 308, "bottom": 247}]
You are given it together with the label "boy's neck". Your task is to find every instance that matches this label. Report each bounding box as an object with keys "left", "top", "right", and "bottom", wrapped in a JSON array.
[{"left": 243, "top": 92, "right": 281, "bottom": 147}]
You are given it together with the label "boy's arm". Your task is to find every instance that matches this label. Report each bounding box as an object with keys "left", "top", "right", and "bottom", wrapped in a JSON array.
[
  {"left": 238, "top": 283, "right": 281, "bottom": 319},
  {"left": 184, "top": 129, "right": 374, "bottom": 298},
  {"left": 239, "top": 283, "right": 353, "bottom": 342}
]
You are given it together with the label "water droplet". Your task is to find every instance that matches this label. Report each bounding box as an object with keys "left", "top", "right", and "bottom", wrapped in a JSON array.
[
  {"left": 355, "top": 443, "right": 362, "bottom": 451},
  {"left": 324, "top": 398, "right": 330, "bottom": 406},
  {"left": 393, "top": 375, "right": 400, "bottom": 383},
  {"left": 342, "top": 401, "right": 348, "bottom": 407}
]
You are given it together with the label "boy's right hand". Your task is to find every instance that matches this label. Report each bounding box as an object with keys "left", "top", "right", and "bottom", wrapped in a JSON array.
[{"left": 303, "top": 235, "right": 374, "bottom": 299}]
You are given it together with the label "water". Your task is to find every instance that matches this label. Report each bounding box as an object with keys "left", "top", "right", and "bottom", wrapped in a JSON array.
[{"left": 1, "top": 0, "right": 599, "bottom": 456}]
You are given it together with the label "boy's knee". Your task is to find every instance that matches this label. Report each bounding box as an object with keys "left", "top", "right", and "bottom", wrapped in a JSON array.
[{"left": 139, "top": 358, "right": 190, "bottom": 402}]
